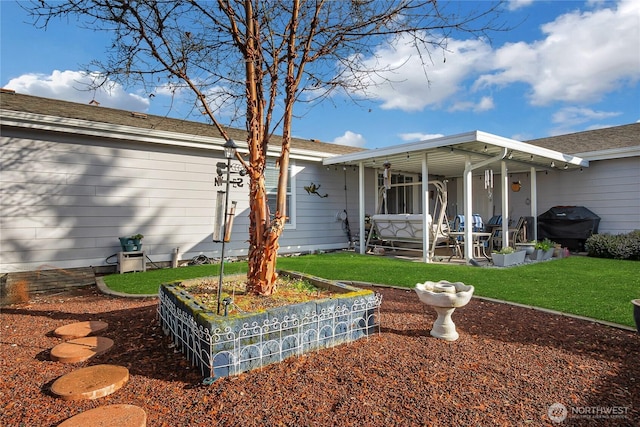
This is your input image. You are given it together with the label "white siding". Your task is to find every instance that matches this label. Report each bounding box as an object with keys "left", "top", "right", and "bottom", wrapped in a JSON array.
[
  {"left": 1, "top": 128, "right": 352, "bottom": 273},
  {"left": 535, "top": 157, "right": 640, "bottom": 234},
  {"left": 279, "top": 164, "right": 360, "bottom": 250},
  {"left": 447, "top": 156, "right": 640, "bottom": 234}
]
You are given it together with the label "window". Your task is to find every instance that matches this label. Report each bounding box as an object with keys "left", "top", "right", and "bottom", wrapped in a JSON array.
[
  {"left": 265, "top": 159, "right": 295, "bottom": 227},
  {"left": 378, "top": 172, "right": 414, "bottom": 214}
]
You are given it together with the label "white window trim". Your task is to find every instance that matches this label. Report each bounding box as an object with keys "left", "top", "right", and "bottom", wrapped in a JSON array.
[{"left": 266, "top": 158, "right": 297, "bottom": 229}]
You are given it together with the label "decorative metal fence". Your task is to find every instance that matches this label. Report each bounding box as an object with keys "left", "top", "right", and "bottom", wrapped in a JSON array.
[{"left": 158, "top": 288, "right": 382, "bottom": 379}]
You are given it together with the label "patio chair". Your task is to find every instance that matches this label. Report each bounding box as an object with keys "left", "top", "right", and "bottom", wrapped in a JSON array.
[{"left": 491, "top": 216, "right": 529, "bottom": 250}]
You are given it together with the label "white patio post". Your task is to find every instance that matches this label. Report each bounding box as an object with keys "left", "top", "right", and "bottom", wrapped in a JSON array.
[
  {"left": 358, "top": 161, "right": 366, "bottom": 254},
  {"left": 530, "top": 166, "right": 538, "bottom": 241},
  {"left": 501, "top": 160, "right": 510, "bottom": 248},
  {"left": 463, "top": 156, "right": 473, "bottom": 260},
  {"left": 422, "top": 152, "right": 430, "bottom": 263}
]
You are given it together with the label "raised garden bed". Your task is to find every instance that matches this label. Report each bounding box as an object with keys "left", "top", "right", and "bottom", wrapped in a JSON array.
[{"left": 158, "top": 270, "right": 382, "bottom": 379}]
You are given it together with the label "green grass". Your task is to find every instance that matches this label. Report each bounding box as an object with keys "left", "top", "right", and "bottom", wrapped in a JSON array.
[
  {"left": 102, "top": 262, "right": 247, "bottom": 295},
  {"left": 102, "top": 253, "right": 640, "bottom": 327}
]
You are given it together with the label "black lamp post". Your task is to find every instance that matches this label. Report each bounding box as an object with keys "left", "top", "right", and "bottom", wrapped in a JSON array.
[{"left": 217, "top": 139, "right": 237, "bottom": 315}]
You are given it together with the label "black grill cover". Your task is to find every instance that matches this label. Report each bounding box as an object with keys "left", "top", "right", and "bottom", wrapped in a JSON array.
[{"left": 537, "top": 206, "right": 601, "bottom": 250}]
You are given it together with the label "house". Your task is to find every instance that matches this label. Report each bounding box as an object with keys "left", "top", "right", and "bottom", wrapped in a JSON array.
[
  {"left": 324, "top": 123, "right": 639, "bottom": 260},
  {"left": 1, "top": 92, "right": 363, "bottom": 273},
  {"left": 1, "top": 91, "right": 638, "bottom": 273},
  {"left": 523, "top": 124, "right": 640, "bottom": 235}
]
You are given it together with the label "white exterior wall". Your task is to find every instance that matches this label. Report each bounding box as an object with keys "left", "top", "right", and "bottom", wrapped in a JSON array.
[
  {"left": 534, "top": 157, "right": 640, "bottom": 235},
  {"left": 0, "top": 127, "right": 354, "bottom": 273},
  {"left": 451, "top": 156, "right": 640, "bottom": 234}
]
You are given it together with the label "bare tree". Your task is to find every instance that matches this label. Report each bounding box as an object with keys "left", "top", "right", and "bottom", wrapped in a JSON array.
[{"left": 27, "top": 0, "right": 506, "bottom": 295}]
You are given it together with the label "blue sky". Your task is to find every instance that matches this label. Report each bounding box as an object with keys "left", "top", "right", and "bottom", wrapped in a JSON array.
[{"left": 1, "top": 0, "right": 639, "bottom": 149}]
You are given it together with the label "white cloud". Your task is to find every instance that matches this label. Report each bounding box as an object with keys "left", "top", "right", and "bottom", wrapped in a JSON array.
[
  {"left": 474, "top": 0, "right": 640, "bottom": 105},
  {"left": 331, "top": 130, "right": 367, "bottom": 147},
  {"left": 552, "top": 106, "right": 621, "bottom": 126},
  {"left": 4, "top": 70, "right": 149, "bottom": 111},
  {"left": 548, "top": 106, "right": 621, "bottom": 135},
  {"left": 449, "top": 96, "right": 495, "bottom": 112},
  {"left": 398, "top": 132, "right": 444, "bottom": 142},
  {"left": 507, "top": 0, "right": 535, "bottom": 11},
  {"left": 345, "top": 34, "right": 492, "bottom": 112}
]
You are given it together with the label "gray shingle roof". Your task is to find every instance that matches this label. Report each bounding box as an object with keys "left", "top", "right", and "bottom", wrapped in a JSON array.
[
  {"left": 0, "top": 91, "right": 363, "bottom": 156},
  {"left": 525, "top": 123, "right": 640, "bottom": 155},
  {"left": 2, "top": 91, "right": 637, "bottom": 158}
]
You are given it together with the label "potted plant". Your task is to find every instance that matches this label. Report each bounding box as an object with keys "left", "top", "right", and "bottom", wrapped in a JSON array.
[
  {"left": 119, "top": 234, "right": 144, "bottom": 252},
  {"left": 491, "top": 246, "right": 526, "bottom": 267},
  {"left": 514, "top": 241, "right": 536, "bottom": 258},
  {"left": 633, "top": 299, "right": 640, "bottom": 334},
  {"left": 531, "top": 238, "right": 555, "bottom": 261}
]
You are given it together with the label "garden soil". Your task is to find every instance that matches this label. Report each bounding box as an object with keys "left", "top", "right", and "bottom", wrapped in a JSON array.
[{"left": 1, "top": 285, "right": 638, "bottom": 426}]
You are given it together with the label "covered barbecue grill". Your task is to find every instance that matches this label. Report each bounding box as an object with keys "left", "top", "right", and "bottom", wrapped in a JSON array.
[{"left": 537, "top": 206, "right": 601, "bottom": 251}]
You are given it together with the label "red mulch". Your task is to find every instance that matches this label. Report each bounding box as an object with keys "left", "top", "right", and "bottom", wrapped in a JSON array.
[{"left": 1, "top": 285, "right": 638, "bottom": 426}]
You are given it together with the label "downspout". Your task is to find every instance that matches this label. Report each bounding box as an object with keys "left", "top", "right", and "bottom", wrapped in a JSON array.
[{"left": 463, "top": 148, "right": 508, "bottom": 261}]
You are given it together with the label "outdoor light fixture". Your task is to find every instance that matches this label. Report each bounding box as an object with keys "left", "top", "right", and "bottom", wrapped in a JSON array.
[
  {"left": 551, "top": 161, "right": 556, "bottom": 168},
  {"left": 223, "top": 139, "right": 237, "bottom": 159},
  {"left": 217, "top": 139, "right": 238, "bottom": 315},
  {"left": 508, "top": 151, "right": 514, "bottom": 160},
  {"left": 564, "top": 163, "right": 569, "bottom": 170}
]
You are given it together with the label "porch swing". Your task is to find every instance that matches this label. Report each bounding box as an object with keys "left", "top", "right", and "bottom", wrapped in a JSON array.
[{"left": 366, "top": 175, "right": 451, "bottom": 260}]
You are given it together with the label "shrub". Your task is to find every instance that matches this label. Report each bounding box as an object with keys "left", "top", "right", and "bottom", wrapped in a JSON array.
[
  {"left": 585, "top": 230, "right": 640, "bottom": 260},
  {"left": 494, "top": 246, "right": 515, "bottom": 255},
  {"left": 534, "top": 238, "right": 555, "bottom": 251}
]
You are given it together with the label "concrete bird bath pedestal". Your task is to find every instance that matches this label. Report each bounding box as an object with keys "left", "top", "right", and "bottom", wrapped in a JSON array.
[{"left": 415, "top": 280, "right": 474, "bottom": 341}]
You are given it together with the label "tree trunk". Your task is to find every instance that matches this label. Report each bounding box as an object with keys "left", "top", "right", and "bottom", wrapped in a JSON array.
[
  {"left": 242, "top": 0, "right": 281, "bottom": 296},
  {"left": 245, "top": 173, "right": 283, "bottom": 297}
]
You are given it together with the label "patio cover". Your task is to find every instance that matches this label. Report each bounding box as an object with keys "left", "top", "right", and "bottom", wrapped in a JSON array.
[{"left": 323, "top": 130, "right": 589, "bottom": 262}]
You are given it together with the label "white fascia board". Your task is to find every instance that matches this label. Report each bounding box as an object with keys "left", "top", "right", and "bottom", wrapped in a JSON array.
[
  {"left": 1, "top": 109, "right": 226, "bottom": 149},
  {"left": 575, "top": 146, "right": 640, "bottom": 161},
  {"left": 323, "top": 129, "right": 588, "bottom": 168},
  {"left": 475, "top": 131, "right": 589, "bottom": 167},
  {"left": 323, "top": 130, "right": 480, "bottom": 165},
  {"left": 1, "top": 109, "right": 325, "bottom": 162}
]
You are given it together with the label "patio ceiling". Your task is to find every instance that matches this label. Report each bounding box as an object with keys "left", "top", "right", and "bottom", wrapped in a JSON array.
[{"left": 323, "top": 130, "right": 589, "bottom": 176}]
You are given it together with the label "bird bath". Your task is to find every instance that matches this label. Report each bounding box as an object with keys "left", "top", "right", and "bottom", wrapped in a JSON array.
[{"left": 415, "top": 280, "right": 474, "bottom": 341}]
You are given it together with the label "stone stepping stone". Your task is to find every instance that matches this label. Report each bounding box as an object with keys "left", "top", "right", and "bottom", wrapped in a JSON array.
[
  {"left": 50, "top": 364, "right": 129, "bottom": 400},
  {"left": 54, "top": 320, "right": 109, "bottom": 340},
  {"left": 50, "top": 336, "right": 114, "bottom": 363},
  {"left": 57, "top": 404, "right": 147, "bottom": 427}
]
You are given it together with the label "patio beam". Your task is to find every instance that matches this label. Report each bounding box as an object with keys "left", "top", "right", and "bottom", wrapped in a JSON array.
[
  {"left": 359, "top": 161, "right": 365, "bottom": 254},
  {"left": 422, "top": 152, "right": 429, "bottom": 263},
  {"left": 530, "top": 166, "right": 538, "bottom": 241},
  {"left": 501, "top": 161, "right": 510, "bottom": 248}
]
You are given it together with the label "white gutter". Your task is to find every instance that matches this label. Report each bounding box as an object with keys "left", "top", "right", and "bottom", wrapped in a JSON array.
[
  {"left": 575, "top": 146, "right": 640, "bottom": 161},
  {"left": 0, "top": 109, "right": 328, "bottom": 162},
  {"left": 323, "top": 130, "right": 589, "bottom": 168}
]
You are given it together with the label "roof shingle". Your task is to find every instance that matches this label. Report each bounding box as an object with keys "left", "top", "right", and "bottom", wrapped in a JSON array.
[
  {"left": 0, "top": 92, "right": 363, "bottom": 156},
  {"left": 525, "top": 123, "right": 640, "bottom": 154}
]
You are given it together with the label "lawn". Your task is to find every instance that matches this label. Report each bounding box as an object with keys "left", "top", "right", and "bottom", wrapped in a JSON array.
[{"left": 102, "top": 252, "right": 639, "bottom": 327}]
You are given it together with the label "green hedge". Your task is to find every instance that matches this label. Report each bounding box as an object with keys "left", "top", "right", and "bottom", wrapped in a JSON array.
[{"left": 585, "top": 230, "right": 640, "bottom": 260}]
